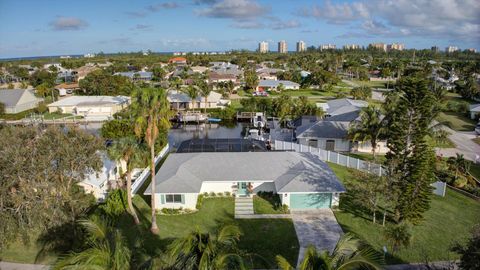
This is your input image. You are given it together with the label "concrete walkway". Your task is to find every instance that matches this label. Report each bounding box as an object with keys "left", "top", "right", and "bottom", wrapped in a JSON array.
[
  {"left": 291, "top": 209, "right": 343, "bottom": 267},
  {"left": 234, "top": 196, "right": 254, "bottom": 218},
  {"left": 0, "top": 262, "right": 49, "bottom": 270}
]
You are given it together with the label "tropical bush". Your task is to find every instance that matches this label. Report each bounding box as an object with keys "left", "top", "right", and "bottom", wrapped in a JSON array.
[{"left": 99, "top": 189, "right": 127, "bottom": 219}]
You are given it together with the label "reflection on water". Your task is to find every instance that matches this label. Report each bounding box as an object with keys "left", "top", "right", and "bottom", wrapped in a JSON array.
[{"left": 168, "top": 121, "right": 249, "bottom": 150}]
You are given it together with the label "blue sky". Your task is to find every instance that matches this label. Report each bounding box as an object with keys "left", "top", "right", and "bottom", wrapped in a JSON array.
[{"left": 0, "top": 0, "right": 478, "bottom": 58}]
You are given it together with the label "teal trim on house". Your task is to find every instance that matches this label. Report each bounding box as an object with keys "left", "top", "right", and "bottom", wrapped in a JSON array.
[
  {"left": 160, "top": 194, "right": 165, "bottom": 204},
  {"left": 181, "top": 194, "right": 185, "bottom": 204},
  {"left": 290, "top": 193, "right": 332, "bottom": 209}
]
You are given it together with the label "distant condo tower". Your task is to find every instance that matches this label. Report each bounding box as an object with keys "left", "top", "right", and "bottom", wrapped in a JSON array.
[
  {"left": 296, "top": 41, "right": 306, "bottom": 52},
  {"left": 343, "top": 44, "right": 360, "bottom": 50},
  {"left": 259, "top": 41, "right": 269, "bottom": 53},
  {"left": 278, "top": 40, "right": 287, "bottom": 53}
]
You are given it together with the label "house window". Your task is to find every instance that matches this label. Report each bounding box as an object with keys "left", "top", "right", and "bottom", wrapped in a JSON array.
[{"left": 165, "top": 194, "right": 182, "bottom": 203}]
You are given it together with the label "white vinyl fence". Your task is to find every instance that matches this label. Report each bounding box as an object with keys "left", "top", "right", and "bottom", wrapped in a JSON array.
[
  {"left": 274, "top": 140, "right": 385, "bottom": 176},
  {"left": 131, "top": 143, "right": 170, "bottom": 195}
]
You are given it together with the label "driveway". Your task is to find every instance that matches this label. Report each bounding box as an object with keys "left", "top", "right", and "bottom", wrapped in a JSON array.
[
  {"left": 291, "top": 209, "right": 343, "bottom": 267},
  {"left": 436, "top": 126, "right": 480, "bottom": 162}
]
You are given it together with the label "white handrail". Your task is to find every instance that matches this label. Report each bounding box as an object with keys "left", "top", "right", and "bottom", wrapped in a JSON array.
[{"left": 131, "top": 143, "right": 170, "bottom": 195}]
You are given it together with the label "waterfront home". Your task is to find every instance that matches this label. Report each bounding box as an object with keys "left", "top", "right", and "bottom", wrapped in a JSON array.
[
  {"left": 256, "top": 80, "right": 300, "bottom": 92},
  {"left": 0, "top": 89, "right": 43, "bottom": 114},
  {"left": 47, "top": 95, "right": 130, "bottom": 120},
  {"left": 79, "top": 153, "right": 117, "bottom": 201},
  {"left": 208, "top": 72, "right": 238, "bottom": 84},
  {"left": 167, "top": 90, "right": 230, "bottom": 110},
  {"left": 168, "top": 57, "right": 187, "bottom": 65},
  {"left": 145, "top": 152, "right": 345, "bottom": 210},
  {"left": 297, "top": 98, "right": 388, "bottom": 153}
]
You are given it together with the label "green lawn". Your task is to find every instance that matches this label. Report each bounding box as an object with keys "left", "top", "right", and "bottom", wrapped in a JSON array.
[
  {"left": 253, "top": 195, "right": 288, "bottom": 214},
  {"left": 41, "top": 112, "right": 79, "bottom": 120},
  {"left": 468, "top": 161, "right": 480, "bottom": 180},
  {"left": 327, "top": 163, "right": 480, "bottom": 264},
  {"left": 350, "top": 79, "right": 393, "bottom": 88},
  {"left": 344, "top": 152, "right": 387, "bottom": 163},
  {"left": 0, "top": 109, "right": 35, "bottom": 120},
  {"left": 437, "top": 112, "right": 477, "bottom": 131},
  {"left": 131, "top": 196, "right": 298, "bottom": 268}
]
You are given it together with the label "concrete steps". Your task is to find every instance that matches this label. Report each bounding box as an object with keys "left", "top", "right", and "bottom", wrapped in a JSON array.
[{"left": 235, "top": 196, "right": 254, "bottom": 217}]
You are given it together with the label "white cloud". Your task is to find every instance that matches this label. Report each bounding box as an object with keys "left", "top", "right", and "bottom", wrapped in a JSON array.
[
  {"left": 49, "top": 16, "right": 88, "bottom": 31},
  {"left": 197, "top": 0, "right": 269, "bottom": 19}
]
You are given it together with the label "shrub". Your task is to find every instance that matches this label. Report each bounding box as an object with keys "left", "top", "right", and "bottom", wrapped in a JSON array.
[
  {"left": 209, "top": 192, "right": 216, "bottom": 197},
  {"left": 282, "top": 204, "right": 290, "bottom": 213},
  {"left": 161, "top": 208, "right": 181, "bottom": 215},
  {"left": 224, "top": 191, "right": 231, "bottom": 197},
  {"left": 217, "top": 192, "right": 223, "bottom": 197},
  {"left": 445, "top": 100, "right": 470, "bottom": 114},
  {"left": 203, "top": 192, "right": 209, "bottom": 197},
  {"left": 99, "top": 189, "right": 127, "bottom": 219},
  {"left": 196, "top": 194, "right": 204, "bottom": 209},
  {"left": 35, "top": 102, "right": 48, "bottom": 114},
  {"left": 453, "top": 176, "right": 468, "bottom": 188}
]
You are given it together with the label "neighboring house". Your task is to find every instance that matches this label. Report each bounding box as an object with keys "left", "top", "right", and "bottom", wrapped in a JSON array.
[
  {"left": 167, "top": 90, "right": 230, "bottom": 110},
  {"left": 55, "top": 83, "right": 80, "bottom": 96},
  {"left": 145, "top": 152, "right": 345, "bottom": 210},
  {"left": 191, "top": 66, "right": 209, "bottom": 73},
  {"left": 256, "top": 80, "right": 300, "bottom": 91},
  {"left": 114, "top": 71, "right": 153, "bottom": 81},
  {"left": 78, "top": 153, "right": 117, "bottom": 201},
  {"left": 0, "top": 89, "right": 43, "bottom": 114},
  {"left": 47, "top": 95, "right": 130, "bottom": 120},
  {"left": 168, "top": 57, "right": 187, "bottom": 65},
  {"left": 257, "top": 72, "right": 277, "bottom": 81},
  {"left": 470, "top": 104, "right": 480, "bottom": 120},
  {"left": 210, "top": 62, "right": 243, "bottom": 77},
  {"left": 297, "top": 98, "right": 388, "bottom": 153},
  {"left": 209, "top": 72, "right": 238, "bottom": 84}
]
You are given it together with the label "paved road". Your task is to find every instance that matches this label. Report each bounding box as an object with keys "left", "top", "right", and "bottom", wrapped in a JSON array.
[
  {"left": 436, "top": 127, "right": 480, "bottom": 162},
  {"left": 291, "top": 209, "right": 343, "bottom": 267},
  {"left": 0, "top": 262, "right": 49, "bottom": 270}
]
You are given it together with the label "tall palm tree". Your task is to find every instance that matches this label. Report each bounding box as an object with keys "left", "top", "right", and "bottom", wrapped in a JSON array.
[
  {"left": 185, "top": 85, "right": 200, "bottom": 111},
  {"left": 131, "top": 88, "right": 172, "bottom": 234},
  {"left": 276, "top": 233, "right": 384, "bottom": 270},
  {"left": 348, "top": 106, "right": 385, "bottom": 159},
  {"left": 53, "top": 216, "right": 131, "bottom": 270},
  {"left": 198, "top": 79, "right": 212, "bottom": 113},
  {"left": 107, "top": 137, "right": 146, "bottom": 225},
  {"left": 167, "top": 225, "right": 246, "bottom": 270}
]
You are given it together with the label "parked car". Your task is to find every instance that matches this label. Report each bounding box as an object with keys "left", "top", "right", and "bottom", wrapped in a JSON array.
[{"left": 253, "top": 91, "right": 268, "bottom": 97}]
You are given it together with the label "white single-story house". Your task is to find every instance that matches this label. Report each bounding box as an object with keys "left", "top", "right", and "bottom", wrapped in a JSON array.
[
  {"left": 297, "top": 98, "right": 388, "bottom": 153},
  {"left": 256, "top": 80, "right": 300, "bottom": 92},
  {"left": 0, "top": 89, "right": 43, "bottom": 114},
  {"left": 469, "top": 104, "right": 480, "bottom": 120},
  {"left": 145, "top": 152, "right": 346, "bottom": 210},
  {"left": 114, "top": 71, "right": 153, "bottom": 81},
  {"left": 167, "top": 90, "right": 230, "bottom": 110},
  {"left": 47, "top": 95, "right": 130, "bottom": 120},
  {"left": 78, "top": 153, "right": 117, "bottom": 201}
]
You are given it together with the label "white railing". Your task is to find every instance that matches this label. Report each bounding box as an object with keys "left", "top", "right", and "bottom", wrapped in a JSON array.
[
  {"left": 131, "top": 143, "right": 170, "bottom": 195},
  {"left": 274, "top": 140, "right": 384, "bottom": 176}
]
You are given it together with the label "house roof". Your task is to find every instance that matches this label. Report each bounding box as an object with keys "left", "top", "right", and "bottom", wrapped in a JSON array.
[
  {"left": 169, "top": 57, "right": 187, "bottom": 63},
  {"left": 47, "top": 95, "right": 130, "bottom": 107},
  {"left": 145, "top": 152, "right": 345, "bottom": 194},
  {"left": 114, "top": 71, "right": 152, "bottom": 79},
  {"left": 470, "top": 104, "right": 480, "bottom": 112},
  {"left": 258, "top": 80, "right": 300, "bottom": 87},
  {"left": 167, "top": 90, "right": 222, "bottom": 103},
  {"left": 0, "top": 89, "right": 39, "bottom": 107},
  {"left": 296, "top": 121, "right": 350, "bottom": 139}
]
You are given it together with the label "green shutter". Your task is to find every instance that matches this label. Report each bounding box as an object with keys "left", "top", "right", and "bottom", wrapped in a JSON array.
[
  {"left": 160, "top": 194, "right": 165, "bottom": 204},
  {"left": 181, "top": 194, "right": 185, "bottom": 204}
]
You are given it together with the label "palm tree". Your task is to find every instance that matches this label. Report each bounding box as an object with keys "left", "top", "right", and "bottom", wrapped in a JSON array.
[
  {"left": 348, "top": 106, "right": 385, "bottom": 159},
  {"left": 384, "top": 223, "right": 411, "bottom": 254},
  {"left": 107, "top": 137, "right": 146, "bottom": 225},
  {"left": 185, "top": 85, "right": 200, "bottom": 111},
  {"left": 276, "top": 233, "right": 384, "bottom": 270},
  {"left": 131, "top": 88, "right": 172, "bottom": 234},
  {"left": 53, "top": 216, "right": 131, "bottom": 270},
  {"left": 167, "top": 225, "right": 246, "bottom": 270},
  {"left": 198, "top": 79, "right": 212, "bottom": 113},
  {"left": 447, "top": 153, "right": 470, "bottom": 181}
]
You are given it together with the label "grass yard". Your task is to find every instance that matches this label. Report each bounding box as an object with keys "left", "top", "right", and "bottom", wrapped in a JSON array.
[
  {"left": 472, "top": 137, "right": 480, "bottom": 146},
  {"left": 131, "top": 196, "right": 299, "bottom": 269},
  {"left": 41, "top": 112, "right": 79, "bottom": 120},
  {"left": 344, "top": 152, "right": 387, "bottom": 163},
  {"left": 253, "top": 195, "right": 288, "bottom": 214},
  {"left": 437, "top": 112, "right": 477, "bottom": 131},
  {"left": 350, "top": 79, "right": 393, "bottom": 88},
  {"left": 0, "top": 109, "right": 35, "bottom": 120},
  {"left": 327, "top": 163, "right": 480, "bottom": 264},
  {"left": 0, "top": 232, "right": 57, "bottom": 264}
]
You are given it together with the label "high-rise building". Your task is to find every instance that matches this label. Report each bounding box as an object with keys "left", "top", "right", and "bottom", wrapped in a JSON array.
[
  {"left": 446, "top": 46, "right": 459, "bottom": 53},
  {"left": 278, "top": 40, "right": 287, "bottom": 53},
  {"left": 343, "top": 44, "right": 360, "bottom": 50},
  {"left": 369, "top": 42, "right": 387, "bottom": 52},
  {"left": 258, "top": 41, "right": 269, "bottom": 53},
  {"left": 296, "top": 41, "right": 306, "bottom": 52},
  {"left": 431, "top": 46, "right": 440, "bottom": 53},
  {"left": 387, "top": 43, "right": 405, "bottom": 51},
  {"left": 319, "top": 44, "right": 336, "bottom": 51}
]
